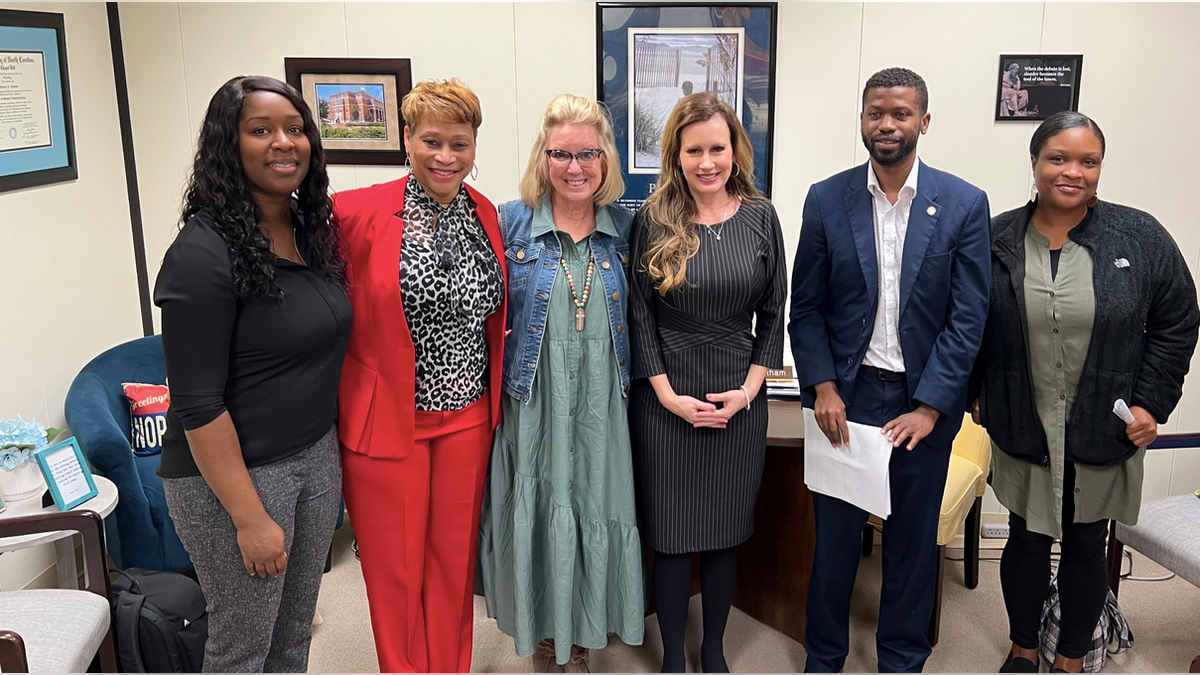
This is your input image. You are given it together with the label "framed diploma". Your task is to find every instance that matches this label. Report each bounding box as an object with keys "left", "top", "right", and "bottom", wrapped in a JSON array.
[
  {"left": 35, "top": 437, "right": 98, "bottom": 511},
  {"left": 0, "top": 9, "right": 76, "bottom": 194}
]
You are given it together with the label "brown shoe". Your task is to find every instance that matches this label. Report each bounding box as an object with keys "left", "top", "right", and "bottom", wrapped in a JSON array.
[
  {"left": 534, "top": 639, "right": 564, "bottom": 673},
  {"left": 564, "top": 646, "right": 590, "bottom": 674}
]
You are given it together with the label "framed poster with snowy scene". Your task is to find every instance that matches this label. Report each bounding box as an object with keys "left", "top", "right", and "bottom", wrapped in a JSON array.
[{"left": 597, "top": 2, "right": 777, "bottom": 211}]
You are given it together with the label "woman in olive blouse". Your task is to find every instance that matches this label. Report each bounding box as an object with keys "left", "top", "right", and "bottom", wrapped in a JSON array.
[{"left": 973, "top": 111, "right": 1199, "bottom": 673}]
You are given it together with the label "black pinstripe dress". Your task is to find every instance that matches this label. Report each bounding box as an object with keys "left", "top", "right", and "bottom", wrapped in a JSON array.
[{"left": 628, "top": 199, "right": 788, "bottom": 554}]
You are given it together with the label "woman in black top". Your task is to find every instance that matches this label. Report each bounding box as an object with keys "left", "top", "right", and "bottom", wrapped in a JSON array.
[
  {"left": 154, "top": 75, "right": 351, "bottom": 673},
  {"left": 628, "top": 93, "right": 787, "bottom": 673}
]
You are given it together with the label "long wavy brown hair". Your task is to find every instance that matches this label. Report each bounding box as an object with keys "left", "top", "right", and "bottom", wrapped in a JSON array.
[{"left": 642, "top": 93, "right": 762, "bottom": 295}]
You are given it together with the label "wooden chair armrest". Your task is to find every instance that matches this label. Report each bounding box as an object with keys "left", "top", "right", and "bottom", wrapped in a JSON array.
[
  {"left": 0, "top": 629, "right": 30, "bottom": 673},
  {"left": 0, "top": 510, "right": 112, "bottom": 599}
]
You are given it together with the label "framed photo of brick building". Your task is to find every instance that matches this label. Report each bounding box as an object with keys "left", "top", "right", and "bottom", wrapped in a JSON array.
[{"left": 285, "top": 57, "right": 412, "bottom": 165}]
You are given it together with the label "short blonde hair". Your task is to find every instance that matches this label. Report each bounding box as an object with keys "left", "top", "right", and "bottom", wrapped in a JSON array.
[
  {"left": 401, "top": 78, "right": 482, "bottom": 134},
  {"left": 519, "top": 94, "right": 624, "bottom": 208}
]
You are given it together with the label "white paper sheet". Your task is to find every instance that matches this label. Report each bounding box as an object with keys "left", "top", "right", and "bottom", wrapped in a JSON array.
[{"left": 803, "top": 408, "right": 894, "bottom": 519}]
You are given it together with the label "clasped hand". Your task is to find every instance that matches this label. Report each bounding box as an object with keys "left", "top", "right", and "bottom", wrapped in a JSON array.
[
  {"left": 1125, "top": 405, "right": 1157, "bottom": 447},
  {"left": 670, "top": 389, "right": 748, "bottom": 429}
]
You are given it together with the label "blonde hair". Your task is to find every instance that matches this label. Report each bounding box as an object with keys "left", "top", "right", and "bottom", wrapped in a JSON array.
[
  {"left": 643, "top": 93, "right": 762, "bottom": 295},
  {"left": 401, "top": 78, "right": 482, "bottom": 134},
  {"left": 519, "top": 94, "right": 624, "bottom": 208}
]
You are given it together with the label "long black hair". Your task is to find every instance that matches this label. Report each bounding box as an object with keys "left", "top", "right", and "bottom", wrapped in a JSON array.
[{"left": 181, "top": 75, "right": 346, "bottom": 300}]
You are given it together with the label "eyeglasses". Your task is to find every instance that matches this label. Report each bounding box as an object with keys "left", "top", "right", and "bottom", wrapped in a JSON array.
[{"left": 545, "top": 148, "right": 604, "bottom": 166}]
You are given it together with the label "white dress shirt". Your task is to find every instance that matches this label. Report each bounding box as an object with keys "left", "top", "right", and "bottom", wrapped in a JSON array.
[{"left": 862, "top": 158, "right": 920, "bottom": 373}]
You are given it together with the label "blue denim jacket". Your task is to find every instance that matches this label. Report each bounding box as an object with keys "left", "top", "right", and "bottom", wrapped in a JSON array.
[{"left": 498, "top": 199, "right": 633, "bottom": 403}]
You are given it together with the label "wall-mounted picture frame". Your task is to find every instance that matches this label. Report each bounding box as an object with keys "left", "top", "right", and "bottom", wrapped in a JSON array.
[
  {"left": 34, "top": 437, "right": 98, "bottom": 511},
  {"left": 995, "top": 54, "right": 1083, "bottom": 122},
  {"left": 284, "top": 57, "right": 412, "bottom": 166},
  {"left": 598, "top": 2, "right": 777, "bottom": 211},
  {"left": 0, "top": 9, "right": 77, "bottom": 194}
]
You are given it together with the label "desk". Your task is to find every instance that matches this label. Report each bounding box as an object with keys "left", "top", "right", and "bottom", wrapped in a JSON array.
[
  {"left": 733, "top": 399, "right": 813, "bottom": 643},
  {"left": 0, "top": 475, "right": 119, "bottom": 588}
]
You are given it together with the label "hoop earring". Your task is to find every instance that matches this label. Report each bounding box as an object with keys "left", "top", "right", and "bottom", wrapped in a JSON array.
[
  {"left": 731, "top": 162, "right": 741, "bottom": 178},
  {"left": 471, "top": 163, "right": 479, "bottom": 181},
  {"left": 1087, "top": 193, "right": 1099, "bottom": 208}
]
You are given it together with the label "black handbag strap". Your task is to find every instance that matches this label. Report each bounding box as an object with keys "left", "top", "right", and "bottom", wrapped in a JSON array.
[{"left": 115, "top": 590, "right": 148, "bottom": 673}]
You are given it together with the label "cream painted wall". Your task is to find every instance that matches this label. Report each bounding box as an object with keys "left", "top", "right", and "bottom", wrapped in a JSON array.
[
  {"left": 117, "top": 1, "right": 1200, "bottom": 519},
  {"left": 2, "top": 0, "right": 1194, "bottom": 591},
  {"left": 0, "top": 2, "right": 142, "bottom": 590}
]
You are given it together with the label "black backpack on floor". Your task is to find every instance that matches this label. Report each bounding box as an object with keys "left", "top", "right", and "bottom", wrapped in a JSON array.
[{"left": 110, "top": 568, "right": 208, "bottom": 672}]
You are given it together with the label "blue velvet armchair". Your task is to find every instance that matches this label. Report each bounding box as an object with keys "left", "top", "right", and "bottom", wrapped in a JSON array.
[{"left": 64, "top": 335, "right": 192, "bottom": 572}]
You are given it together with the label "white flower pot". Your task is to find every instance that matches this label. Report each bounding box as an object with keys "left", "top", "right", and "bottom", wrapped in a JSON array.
[{"left": 0, "top": 461, "right": 47, "bottom": 502}]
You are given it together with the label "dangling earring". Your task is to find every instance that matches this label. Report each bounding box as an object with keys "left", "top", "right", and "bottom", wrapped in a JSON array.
[
  {"left": 470, "top": 163, "right": 479, "bottom": 181},
  {"left": 1087, "top": 193, "right": 1099, "bottom": 208},
  {"left": 731, "top": 162, "right": 741, "bottom": 178},
  {"left": 1029, "top": 180, "right": 1038, "bottom": 203}
]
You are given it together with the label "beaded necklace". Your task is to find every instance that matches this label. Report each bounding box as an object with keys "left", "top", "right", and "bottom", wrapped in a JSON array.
[{"left": 560, "top": 250, "right": 596, "bottom": 331}]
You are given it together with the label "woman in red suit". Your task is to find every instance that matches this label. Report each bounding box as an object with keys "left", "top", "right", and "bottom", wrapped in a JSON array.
[{"left": 333, "top": 78, "right": 506, "bottom": 673}]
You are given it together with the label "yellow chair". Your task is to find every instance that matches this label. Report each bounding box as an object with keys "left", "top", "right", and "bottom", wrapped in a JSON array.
[{"left": 861, "top": 413, "right": 991, "bottom": 646}]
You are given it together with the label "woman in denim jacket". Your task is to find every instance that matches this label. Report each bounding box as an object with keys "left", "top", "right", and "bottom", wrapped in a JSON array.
[{"left": 478, "top": 94, "right": 644, "bottom": 673}]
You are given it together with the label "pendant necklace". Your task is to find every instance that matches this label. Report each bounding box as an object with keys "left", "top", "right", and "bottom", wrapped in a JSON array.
[
  {"left": 704, "top": 196, "right": 738, "bottom": 241},
  {"left": 561, "top": 250, "right": 596, "bottom": 331}
]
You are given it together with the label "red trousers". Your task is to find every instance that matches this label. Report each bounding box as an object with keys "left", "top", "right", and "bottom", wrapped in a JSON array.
[{"left": 342, "top": 398, "right": 492, "bottom": 673}]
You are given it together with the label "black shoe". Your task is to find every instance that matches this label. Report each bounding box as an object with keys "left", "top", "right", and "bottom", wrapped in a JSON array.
[{"left": 999, "top": 653, "right": 1038, "bottom": 673}]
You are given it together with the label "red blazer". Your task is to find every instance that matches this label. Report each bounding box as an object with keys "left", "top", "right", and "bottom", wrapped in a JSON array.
[{"left": 333, "top": 174, "right": 508, "bottom": 459}]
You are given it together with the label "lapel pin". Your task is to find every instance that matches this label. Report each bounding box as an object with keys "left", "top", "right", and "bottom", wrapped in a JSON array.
[
  {"left": 926, "top": 206, "right": 937, "bottom": 216},
  {"left": 1114, "top": 258, "right": 1130, "bottom": 268}
]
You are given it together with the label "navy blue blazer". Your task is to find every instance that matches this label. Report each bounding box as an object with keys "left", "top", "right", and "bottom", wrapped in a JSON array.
[{"left": 788, "top": 161, "right": 991, "bottom": 418}]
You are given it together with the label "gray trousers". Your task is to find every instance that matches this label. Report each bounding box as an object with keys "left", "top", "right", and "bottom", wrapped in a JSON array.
[{"left": 163, "top": 426, "right": 342, "bottom": 673}]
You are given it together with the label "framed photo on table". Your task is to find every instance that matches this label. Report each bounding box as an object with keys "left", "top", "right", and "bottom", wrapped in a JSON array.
[
  {"left": 284, "top": 57, "right": 412, "bottom": 166},
  {"left": 597, "top": 2, "right": 778, "bottom": 211},
  {"left": 35, "top": 437, "right": 98, "bottom": 511},
  {"left": 995, "top": 54, "right": 1083, "bottom": 121},
  {"left": 0, "top": 9, "right": 77, "bottom": 194}
]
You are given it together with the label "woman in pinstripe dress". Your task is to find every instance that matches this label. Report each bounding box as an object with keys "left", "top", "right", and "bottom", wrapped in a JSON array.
[{"left": 628, "top": 93, "right": 787, "bottom": 673}]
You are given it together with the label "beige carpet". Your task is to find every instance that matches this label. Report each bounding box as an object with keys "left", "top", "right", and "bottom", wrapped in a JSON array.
[{"left": 308, "top": 527, "right": 1200, "bottom": 673}]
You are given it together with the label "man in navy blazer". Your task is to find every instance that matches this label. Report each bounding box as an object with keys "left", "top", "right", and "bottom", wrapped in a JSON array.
[{"left": 788, "top": 68, "right": 991, "bottom": 672}]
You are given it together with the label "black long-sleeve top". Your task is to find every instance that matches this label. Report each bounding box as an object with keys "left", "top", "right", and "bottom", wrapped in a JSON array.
[{"left": 154, "top": 211, "right": 352, "bottom": 478}]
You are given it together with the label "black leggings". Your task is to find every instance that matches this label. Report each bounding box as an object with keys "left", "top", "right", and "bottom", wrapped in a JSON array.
[
  {"left": 1000, "top": 462, "right": 1109, "bottom": 659},
  {"left": 652, "top": 547, "right": 737, "bottom": 673}
]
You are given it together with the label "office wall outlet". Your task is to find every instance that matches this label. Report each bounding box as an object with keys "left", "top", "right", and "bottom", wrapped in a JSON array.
[{"left": 982, "top": 523, "right": 1010, "bottom": 539}]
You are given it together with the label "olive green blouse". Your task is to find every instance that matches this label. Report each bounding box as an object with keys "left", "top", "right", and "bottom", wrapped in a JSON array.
[{"left": 991, "top": 225, "right": 1145, "bottom": 539}]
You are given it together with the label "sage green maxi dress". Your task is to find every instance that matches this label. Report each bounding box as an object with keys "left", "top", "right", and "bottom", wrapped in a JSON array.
[{"left": 479, "top": 209, "right": 645, "bottom": 666}]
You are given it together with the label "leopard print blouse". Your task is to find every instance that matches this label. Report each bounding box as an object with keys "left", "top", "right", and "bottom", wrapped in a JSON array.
[{"left": 399, "top": 180, "right": 504, "bottom": 411}]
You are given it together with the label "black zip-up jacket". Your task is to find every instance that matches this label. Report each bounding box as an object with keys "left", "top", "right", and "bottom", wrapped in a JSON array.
[{"left": 972, "top": 200, "right": 1199, "bottom": 467}]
